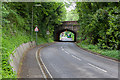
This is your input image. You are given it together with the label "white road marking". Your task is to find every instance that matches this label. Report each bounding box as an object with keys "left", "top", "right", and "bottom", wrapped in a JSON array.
[
  {"left": 61, "top": 46, "right": 70, "bottom": 54},
  {"left": 36, "top": 48, "right": 47, "bottom": 79},
  {"left": 72, "top": 55, "right": 81, "bottom": 61},
  {"left": 62, "top": 48, "right": 64, "bottom": 51},
  {"left": 64, "top": 50, "right": 70, "bottom": 54},
  {"left": 36, "top": 47, "right": 53, "bottom": 80},
  {"left": 40, "top": 54, "right": 53, "bottom": 79},
  {"left": 88, "top": 63, "right": 107, "bottom": 73},
  {"left": 61, "top": 46, "right": 82, "bottom": 60},
  {"left": 61, "top": 47, "right": 64, "bottom": 50}
]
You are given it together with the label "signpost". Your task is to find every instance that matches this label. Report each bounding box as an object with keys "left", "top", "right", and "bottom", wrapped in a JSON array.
[{"left": 34, "top": 26, "right": 39, "bottom": 45}]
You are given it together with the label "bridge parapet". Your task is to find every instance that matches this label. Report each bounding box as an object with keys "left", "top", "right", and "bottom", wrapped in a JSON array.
[
  {"left": 54, "top": 21, "right": 80, "bottom": 41},
  {"left": 62, "top": 21, "right": 78, "bottom": 25}
]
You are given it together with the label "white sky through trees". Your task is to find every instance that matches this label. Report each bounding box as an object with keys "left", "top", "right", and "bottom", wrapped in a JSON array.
[
  {"left": 64, "top": 1, "right": 76, "bottom": 12},
  {"left": 64, "top": 1, "right": 79, "bottom": 21},
  {"left": 65, "top": 3, "right": 76, "bottom": 12}
]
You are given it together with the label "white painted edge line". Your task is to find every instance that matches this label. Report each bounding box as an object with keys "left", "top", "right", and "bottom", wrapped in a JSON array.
[
  {"left": 88, "top": 63, "right": 107, "bottom": 73},
  {"left": 72, "top": 55, "right": 81, "bottom": 61},
  {"left": 36, "top": 49, "right": 47, "bottom": 79},
  {"left": 40, "top": 53, "right": 53, "bottom": 79}
]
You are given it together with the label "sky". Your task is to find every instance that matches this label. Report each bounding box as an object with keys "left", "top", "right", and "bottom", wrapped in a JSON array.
[{"left": 64, "top": 1, "right": 76, "bottom": 12}]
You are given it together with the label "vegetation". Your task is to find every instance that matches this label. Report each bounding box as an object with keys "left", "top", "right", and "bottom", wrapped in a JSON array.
[
  {"left": 2, "top": 2, "right": 66, "bottom": 78},
  {"left": 76, "top": 2, "right": 120, "bottom": 50},
  {"left": 77, "top": 42, "right": 119, "bottom": 60},
  {"left": 65, "top": 2, "right": 79, "bottom": 21},
  {"left": 65, "top": 9, "right": 79, "bottom": 21},
  {"left": 76, "top": 2, "right": 120, "bottom": 59},
  {"left": 1, "top": 1, "right": 120, "bottom": 79}
]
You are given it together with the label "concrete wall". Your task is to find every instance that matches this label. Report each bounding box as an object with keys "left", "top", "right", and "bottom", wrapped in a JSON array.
[{"left": 9, "top": 41, "right": 36, "bottom": 74}]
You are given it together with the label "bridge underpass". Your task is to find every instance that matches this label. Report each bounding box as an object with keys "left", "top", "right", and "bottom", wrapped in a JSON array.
[{"left": 54, "top": 21, "right": 80, "bottom": 42}]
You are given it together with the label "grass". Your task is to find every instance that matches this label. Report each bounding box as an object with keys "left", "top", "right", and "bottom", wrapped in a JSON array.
[
  {"left": 0, "top": 27, "right": 2, "bottom": 79},
  {"left": 0, "top": 52, "right": 1, "bottom": 79},
  {"left": 1, "top": 26, "right": 51, "bottom": 78},
  {"left": 1, "top": 4, "right": 54, "bottom": 79},
  {"left": 77, "top": 43, "right": 119, "bottom": 60}
]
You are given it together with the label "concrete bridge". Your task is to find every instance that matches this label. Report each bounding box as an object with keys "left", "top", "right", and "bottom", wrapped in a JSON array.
[{"left": 54, "top": 21, "right": 80, "bottom": 42}]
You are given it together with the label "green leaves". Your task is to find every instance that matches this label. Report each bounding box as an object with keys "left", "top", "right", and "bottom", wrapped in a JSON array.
[
  {"left": 2, "top": 2, "right": 66, "bottom": 78},
  {"left": 77, "top": 43, "right": 119, "bottom": 60},
  {"left": 76, "top": 2, "right": 120, "bottom": 50},
  {"left": 65, "top": 9, "right": 79, "bottom": 21}
]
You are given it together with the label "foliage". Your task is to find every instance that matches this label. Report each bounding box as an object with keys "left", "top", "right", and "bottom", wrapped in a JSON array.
[
  {"left": 64, "top": 2, "right": 72, "bottom": 8},
  {"left": 2, "top": 2, "right": 66, "bottom": 78},
  {"left": 2, "top": 25, "right": 31, "bottom": 78},
  {"left": 31, "top": 2, "right": 66, "bottom": 40},
  {"left": 76, "top": 2, "right": 120, "bottom": 50},
  {"left": 77, "top": 42, "right": 119, "bottom": 60},
  {"left": 65, "top": 9, "right": 79, "bottom": 21}
]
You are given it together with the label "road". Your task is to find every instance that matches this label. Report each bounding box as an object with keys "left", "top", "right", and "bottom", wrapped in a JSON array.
[
  {"left": 39, "top": 42, "right": 118, "bottom": 78},
  {"left": 19, "top": 46, "right": 44, "bottom": 78}
]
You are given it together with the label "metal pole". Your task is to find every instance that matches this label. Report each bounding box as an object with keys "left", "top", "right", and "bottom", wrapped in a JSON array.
[
  {"left": 36, "top": 32, "right": 37, "bottom": 45},
  {"left": 31, "top": 6, "right": 33, "bottom": 40}
]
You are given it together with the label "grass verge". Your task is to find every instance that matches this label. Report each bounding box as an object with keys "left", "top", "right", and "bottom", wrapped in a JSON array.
[
  {"left": 77, "top": 43, "right": 119, "bottom": 60},
  {"left": 2, "top": 28, "right": 52, "bottom": 78}
]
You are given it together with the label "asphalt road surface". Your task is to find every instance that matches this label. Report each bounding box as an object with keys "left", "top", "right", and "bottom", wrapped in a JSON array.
[
  {"left": 39, "top": 42, "right": 118, "bottom": 78},
  {"left": 19, "top": 45, "right": 44, "bottom": 78}
]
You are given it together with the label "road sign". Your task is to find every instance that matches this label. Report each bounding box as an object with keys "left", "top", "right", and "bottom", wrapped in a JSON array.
[
  {"left": 35, "top": 27, "right": 39, "bottom": 32},
  {"left": 34, "top": 26, "right": 39, "bottom": 45}
]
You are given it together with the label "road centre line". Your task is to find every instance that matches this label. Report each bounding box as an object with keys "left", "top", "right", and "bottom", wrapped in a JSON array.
[
  {"left": 61, "top": 46, "right": 70, "bottom": 54},
  {"left": 64, "top": 50, "right": 70, "bottom": 54},
  {"left": 61, "top": 46, "right": 82, "bottom": 61},
  {"left": 72, "top": 55, "right": 81, "bottom": 61},
  {"left": 61, "top": 46, "right": 81, "bottom": 60},
  {"left": 88, "top": 63, "right": 107, "bottom": 73},
  {"left": 61, "top": 47, "right": 64, "bottom": 50},
  {"left": 62, "top": 48, "right": 64, "bottom": 51}
]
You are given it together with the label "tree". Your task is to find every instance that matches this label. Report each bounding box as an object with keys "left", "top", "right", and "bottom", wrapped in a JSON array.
[{"left": 76, "top": 2, "right": 120, "bottom": 50}]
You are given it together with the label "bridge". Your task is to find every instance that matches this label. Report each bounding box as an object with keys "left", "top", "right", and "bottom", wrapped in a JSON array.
[{"left": 54, "top": 21, "right": 80, "bottom": 42}]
